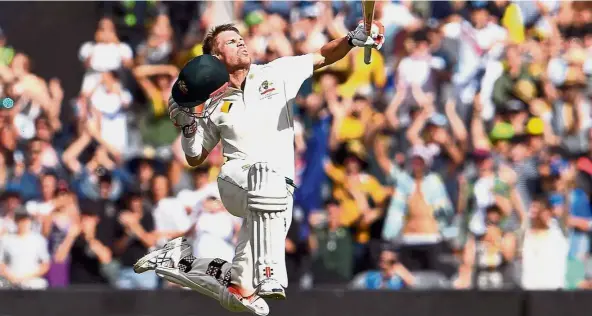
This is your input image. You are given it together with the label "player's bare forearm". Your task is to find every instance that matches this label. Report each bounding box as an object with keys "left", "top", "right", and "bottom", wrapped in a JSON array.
[{"left": 313, "top": 36, "right": 352, "bottom": 70}]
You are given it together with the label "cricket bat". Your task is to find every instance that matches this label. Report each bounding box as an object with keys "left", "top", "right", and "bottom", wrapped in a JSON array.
[{"left": 362, "top": 0, "right": 376, "bottom": 65}]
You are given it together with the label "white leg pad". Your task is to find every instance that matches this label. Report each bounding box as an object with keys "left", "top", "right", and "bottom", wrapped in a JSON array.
[{"left": 247, "top": 162, "right": 288, "bottom": 287}]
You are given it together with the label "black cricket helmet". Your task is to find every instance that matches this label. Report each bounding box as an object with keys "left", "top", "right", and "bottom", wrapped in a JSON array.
[{"left": 171, "top": 54, "right": 230, "bottom": 118}]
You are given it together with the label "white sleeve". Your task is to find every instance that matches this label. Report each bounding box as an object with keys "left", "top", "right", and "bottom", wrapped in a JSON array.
[
  {"left": 198, "top": 118, "right": 220, "bottom": 153},
  {"left": 269, "top": 54, "right": 314, "bottom": 100},
  {"left": 79, "top": 42, "right": 94, "bottom": 61},
  {"left": 119, "top": 43, "right": 133, "bottom": 60},
  {"left": 120, "top": 90, "right": 133, "bottom": 106}
]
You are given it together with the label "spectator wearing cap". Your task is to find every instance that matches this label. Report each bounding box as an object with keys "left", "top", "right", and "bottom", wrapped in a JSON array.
[
  {"left": 406, "top": 104, "right": 465, "bottom": 178},
  {"left": 308, "top": 198, "right": 354, "bottom": 286},
  {"left": 324, "top": 140, "right": 388, "bottom": 272},
  {"left": 375, "top": 142, "right": 455, "bottom": 276},
  {"left": 0, "top": 206, "right": 50, "bottom": 289},
  {"left": 350, "top": 246, "right": 415, "bottom": 290},
  {"left": 455, "top": 204, "right": 517, "bottom": 289},
  {"left": 40, "top": 180, "right": 79, "bottom": 288},
  {"left": 68, "top": 199, "right": 116, "bottom": 287},
  {"left": 113, "top": 189, "right": 158, "bottom": 289}
]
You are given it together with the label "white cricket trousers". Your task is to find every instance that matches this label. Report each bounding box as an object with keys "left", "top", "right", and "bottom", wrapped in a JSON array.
[{"left": 216, "top": 158, "right": 294, "bottom": 296}]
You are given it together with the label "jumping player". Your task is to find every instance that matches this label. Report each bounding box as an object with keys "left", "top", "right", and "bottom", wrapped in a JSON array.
[{"left": 133, "top": 20, "right": 385, "bottom": 315}]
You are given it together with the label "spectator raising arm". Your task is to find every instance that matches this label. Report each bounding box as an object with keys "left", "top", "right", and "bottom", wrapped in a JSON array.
[
  {"left": 61, "top": 131, "right": 92, "bottom": 174},
  {"left": 471, "top": 94, "right": 492, "bottom": 150}
]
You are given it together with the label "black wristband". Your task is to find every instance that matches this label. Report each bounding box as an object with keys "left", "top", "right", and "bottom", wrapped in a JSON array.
[
  {"left": 347, "top": 33, "right": 355, "bottom": 47},
  {"left": 182, "top": 120, "right": 197, "bottom": 138}
]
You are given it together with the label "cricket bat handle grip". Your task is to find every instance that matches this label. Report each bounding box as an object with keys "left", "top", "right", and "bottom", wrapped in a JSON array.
[{"left": 364, "top": 46, "right": 372, "bottom": 65}]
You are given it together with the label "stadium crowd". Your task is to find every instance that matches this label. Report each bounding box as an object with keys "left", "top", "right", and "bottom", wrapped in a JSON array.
[{"left": 1, "top": 0, "right": 592, "bottom": 292}]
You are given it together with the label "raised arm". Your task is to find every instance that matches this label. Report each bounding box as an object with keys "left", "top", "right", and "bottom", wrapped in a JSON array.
[{"left": 313, "top": 19, "right": 385, "bottom": 71}]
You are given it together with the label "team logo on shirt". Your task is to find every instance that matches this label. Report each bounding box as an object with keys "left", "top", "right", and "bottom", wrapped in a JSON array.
[
  {"left": 178, "top": 80, "right": 188, "bottom": 94},
  {"left": 258, "top": 80, "right": 276, "bottom": 97}
]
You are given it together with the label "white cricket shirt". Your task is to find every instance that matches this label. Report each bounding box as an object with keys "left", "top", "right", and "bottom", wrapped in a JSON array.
[{"left": 196, "top": 54, "right": 314, "bottom": 180}]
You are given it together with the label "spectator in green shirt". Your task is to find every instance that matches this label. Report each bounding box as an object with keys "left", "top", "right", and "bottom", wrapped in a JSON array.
[{"left": 309, "top": 199, "right": 354, "bottom": 286}]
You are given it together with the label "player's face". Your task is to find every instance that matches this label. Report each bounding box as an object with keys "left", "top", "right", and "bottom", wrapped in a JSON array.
[{"left": 214, "top": 31, "right": 251, "bottom": 69}]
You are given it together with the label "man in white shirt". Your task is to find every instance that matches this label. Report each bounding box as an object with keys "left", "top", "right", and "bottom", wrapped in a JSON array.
[
  {"left": 0, "top": 207, "right": 50, "bottom": 289},
  {"left": 133, "top": 21, "right": 385, "bottom": 316},
  {"left": 521, "top": 197, "right": 568, "bottom": 290}
]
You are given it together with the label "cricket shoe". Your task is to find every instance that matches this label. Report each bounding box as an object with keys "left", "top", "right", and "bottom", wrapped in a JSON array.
[
  {"left": 226, "top": 285, "right": 271, "bottom": 316},
  {"left": 133, "top": 237, "right": 192, "bottom": 274},
  {"left": 257, "top": 278, "right": 286, "bottom": 300}
]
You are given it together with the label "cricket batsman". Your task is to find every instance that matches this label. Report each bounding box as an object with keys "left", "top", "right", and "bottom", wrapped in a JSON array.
[{"left": 133, "top": 20, "right": 385, "bottom": 315}]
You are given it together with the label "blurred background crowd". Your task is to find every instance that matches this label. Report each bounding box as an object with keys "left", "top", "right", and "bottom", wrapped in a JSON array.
[{"left": 1, "top": 0, "right": 592, "bottom": 292}]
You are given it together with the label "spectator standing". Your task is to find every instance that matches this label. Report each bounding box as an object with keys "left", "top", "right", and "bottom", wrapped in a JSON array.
[
  {"left": 79, "top": 17, "right": 133, "bottom": 95},
  {"left": 455, "top": 205, "right": 517, "bottom": 289},
  {"left": 521, "top": 196, "right": 569, "bottom": 290},
  {"left": 309, "top": 199, "right": 354, "bottom": 286}
]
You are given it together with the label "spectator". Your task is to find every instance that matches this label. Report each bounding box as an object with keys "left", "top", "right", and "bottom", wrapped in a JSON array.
[
  {"left": 113, "top": 190, "right": 158, "bottom": 289},
  {"left": 39, "top": 180, "right": 78, "bottom": 288},
  {"left": 68, "top": 199, "right": 115, "bottom": 287},
  {"left": 177, "top": 164, "right": 218, "bottom": 215},
  {"left": 350, "top": 246, "right": 415, "bottom": 290},
  {"left": 136, "top": 14, "right": 175, "bottom": 66},
  {"left": 309, "top": 199, "right": 354, "bottom": 285},
  {"left": 150, "top": 174, "right": 191, "bottom": 245},
  {"left": 455, "top": 204, "right": 517, "bottom": 289},
  {"left": 86, "top": 71, "right": 133, "bottom": 153},
  {"left": 324, "top": 140, "right": 388, "bottom": 272},
  {"left": 132, "top": 64, "right": 179, "bottom": 149},
  {"left": 521, "top": 196, "right": 569, "bottom": 290},
  {"left": 79, "top": 17, "right": 133, "bottom": 95},
  {"left": 375, "top": 138, "right": 455, "bottom": 276},
  {"left": 0, "top": 206, "right": 50, "bottom": 289},
  {"left": 189, "top": 194, "right": 239, "bottom": 262},
  {"left": 0, "top": 187, "right": 22, "bottom": 235}
]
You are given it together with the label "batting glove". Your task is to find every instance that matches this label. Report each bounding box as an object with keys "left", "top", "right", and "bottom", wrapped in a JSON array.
[
  {"left": 168, "top": 96, "right": 197, "bottom": 137},
  {"left": 347, "top": 20, "right": 385, "bottom": 50}
]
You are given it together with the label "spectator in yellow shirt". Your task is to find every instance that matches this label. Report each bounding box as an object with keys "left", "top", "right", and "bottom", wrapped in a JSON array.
[{"left": 324, "top": 140, "right": 388, "bottom": 245}]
